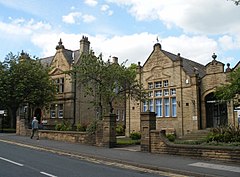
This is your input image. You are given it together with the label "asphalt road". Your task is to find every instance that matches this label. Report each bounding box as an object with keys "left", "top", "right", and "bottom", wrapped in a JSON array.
[
  {"left": 0, "top": 141, "right": 184, "bottom": 177},
  {"left": 1, "top": 134, "right": 240, "bottom": 177}
]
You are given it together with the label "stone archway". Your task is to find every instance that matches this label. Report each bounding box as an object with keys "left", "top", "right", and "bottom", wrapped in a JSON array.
[{"left": 205, "top": 93, "right": 228, "bottom": 128}]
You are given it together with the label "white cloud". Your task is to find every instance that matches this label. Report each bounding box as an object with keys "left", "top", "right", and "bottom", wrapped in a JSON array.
[
  {"left": 62, "top": 12, "right": 82, "bottom": 24},
  {"left": 101, "top": 4, "right": 114, "bottom": 16},
  {"left": 218, "top": 35, "right": 240, "bottom": 51},
  {"left": 162, "top": 35, "right": 218, "bottom": 64},
  {"left": 31, "top": 32, "right": 220, "bottom": 66},
  {"left": 82, "top": 14, "right": 96, "bottom": 23},
  {"left": 107, "top": 0, "right": 240, "bottom": 36},
  {"left": 84, "top": 0, "right": 98, "bottom": 7},
  {"left": 101, "top": 4, "right": 109, "bottom": 11},
  {"left": 0, "top": 18, "right": 51, "bottom": 35},
  {"left": 62, "top": 12, "right": 96, "bottom": 24}
]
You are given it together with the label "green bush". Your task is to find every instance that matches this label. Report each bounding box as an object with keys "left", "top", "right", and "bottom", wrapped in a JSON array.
[
  {"left": 76, "top": 122, "right": 87, "bottom": 132},
  {"left": 166, "top": 134, "right": 176, "bottom": 142},
  {"left": 206, "top": 125, "right": 240, "bottom": 143},
  {"left": 116, "top": 124, "right": 125, "bottom": 136},
  {"left": 130, "top": 132, "right": 141, "bottom": 140},
  {"left": 55, "top": 121, "right": 72, "bottom": 131}
]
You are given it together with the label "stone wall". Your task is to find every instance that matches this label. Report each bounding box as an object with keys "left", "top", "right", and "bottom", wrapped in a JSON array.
[
  {"left": 150, "top": 130, "right": 240, "bottom": 163},
  {"left": 16, "top": 114, "right": 116, "bottom": 148},
  {"left": 39, "top": 130, "right": 95, "bottom": 145}
]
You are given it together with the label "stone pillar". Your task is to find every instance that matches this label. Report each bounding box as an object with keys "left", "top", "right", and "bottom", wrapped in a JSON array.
[
  {"left": 103, "top": 114, "right": 116, "bottom": 148},
  {"left": 95, "top": 121, "right": 103, "bottom": 146},
  {"left": 16, "top": 116, "right": 28, "bottom": 136},
  {"left": 140, "top": 111, "right": 156, "bottom": 152}
]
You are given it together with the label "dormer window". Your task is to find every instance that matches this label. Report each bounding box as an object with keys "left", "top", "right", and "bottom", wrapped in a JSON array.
[{"left": 55, "top": 78, "right": 64, "bottom": 93}]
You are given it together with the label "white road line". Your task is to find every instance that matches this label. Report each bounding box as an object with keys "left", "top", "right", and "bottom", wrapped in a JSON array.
[
  {"left": 189, "top": 162, "right": 240, "bottom": 173},
  {"left": 0, "top": 156, "right": 24, "bottom": 167},
  {"left": 40, "top": 172, "right": 58, "bottom": 177}
]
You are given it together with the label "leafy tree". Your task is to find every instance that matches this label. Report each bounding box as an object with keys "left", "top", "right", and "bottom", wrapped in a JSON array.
[
  {"left": 71, "top": 53, "right": 142, "bottom": 118},
  {"left": 215, "top": 67, "right": 240, "bottom": 106},
  {"left": 228, "top": 0, "right": 240, "bottom": 5},
  {"left": 0, "top": 52, "right": 56, "bottom": 128}
]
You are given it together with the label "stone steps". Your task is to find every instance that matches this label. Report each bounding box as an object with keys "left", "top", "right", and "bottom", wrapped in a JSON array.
[{"left": 178, "top": 129, "right": 210, "bottom": 141}]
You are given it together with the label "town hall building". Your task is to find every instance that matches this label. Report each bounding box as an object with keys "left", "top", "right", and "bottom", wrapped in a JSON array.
[{"left": 126, "top": 42, "right": 239, "bottom": 137}]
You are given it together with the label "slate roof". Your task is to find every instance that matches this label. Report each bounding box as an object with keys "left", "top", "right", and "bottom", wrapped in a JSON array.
[
  {"left": 39, "top": 49, "right": 81, "bottom": 67},
  {"left": 162, "top": 50, "right": 206, "bottom": 78}
]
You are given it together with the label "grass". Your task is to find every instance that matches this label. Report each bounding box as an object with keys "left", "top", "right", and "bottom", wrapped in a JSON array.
[{"left": 117, "top": 137, "right": 140, "bottom": 145}]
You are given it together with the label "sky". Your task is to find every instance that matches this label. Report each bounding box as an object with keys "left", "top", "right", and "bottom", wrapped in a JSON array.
[{"left": 0, "top": 0, "right": 239, "bottom": 68}]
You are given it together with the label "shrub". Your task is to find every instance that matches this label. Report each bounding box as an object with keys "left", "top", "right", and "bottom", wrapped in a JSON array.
[
  {"left": 166, "top": 134, "right": 176, "bottom": 142},
  {"left": 206, "top": 125, "right": 240, "bottom": 143},
  {"left": 130, "top": 132, "right": 141, "bottom": 140},
  {"left": 116, "top": 124, "right": 125, "bottom": 136},
  {"left": 76, "top": 122, "right": 87, "bottom": 132},
  {"left": 55, "top": 121, "right": 72, "bottom": 131}
]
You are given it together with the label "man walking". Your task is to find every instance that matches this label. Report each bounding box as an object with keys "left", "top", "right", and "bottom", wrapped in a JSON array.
[{"left": 30, "top": 117, "right": 39, "bottom": 140}]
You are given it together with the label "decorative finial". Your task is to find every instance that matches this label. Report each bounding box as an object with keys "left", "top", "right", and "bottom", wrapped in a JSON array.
[
  {"left": 212, "top": 53, "right": 217, "bottom": 60},
  {"left": 56, "top": 38, "right": 65, "bottom": 50}
]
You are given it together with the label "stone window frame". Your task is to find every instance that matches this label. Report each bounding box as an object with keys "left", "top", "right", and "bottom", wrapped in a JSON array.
[
  {"left": 50, "top": 103, "right": 64, "bottom": 119},
  {"left": 144, "top": 80, "right": 176, "bottom": 118},
  {"left": 55, "top": 77, "right": 64, "bottom": 93}
]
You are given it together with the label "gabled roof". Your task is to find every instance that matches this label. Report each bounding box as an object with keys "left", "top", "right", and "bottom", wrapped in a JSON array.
[
  {"left": 40, "top": 56, "right": 54, "bottom": 67},
  {"left": 163, "top": 50, "right": 206, "bottom": 78},
  {"left": 39, "top": 49, "right": 81, "bottom": 67}
]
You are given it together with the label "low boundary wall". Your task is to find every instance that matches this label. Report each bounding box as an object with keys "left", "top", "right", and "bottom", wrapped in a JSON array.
[
  {"left": 150, "top": 130, "right": 240, "bottom": 163},
  {"left": 39, "top": 130, "right": 95, "bottom": 145}
]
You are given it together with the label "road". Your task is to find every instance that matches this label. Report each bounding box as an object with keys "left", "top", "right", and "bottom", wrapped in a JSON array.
[{"left": 0, "top": 141, "right": 186, "bottom": 177}]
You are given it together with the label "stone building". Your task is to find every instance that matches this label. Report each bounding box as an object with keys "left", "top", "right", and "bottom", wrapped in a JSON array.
[
  {"left": 126, "top": 42, "right": 239, "bottom": 137},
  {"left": 38, "top": 36, "right": 125, "bottom": 128}
]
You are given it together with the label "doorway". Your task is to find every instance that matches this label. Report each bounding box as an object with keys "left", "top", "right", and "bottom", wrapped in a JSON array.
[{"left": 205, "top": 93, "right": 227, "bottom": 128}]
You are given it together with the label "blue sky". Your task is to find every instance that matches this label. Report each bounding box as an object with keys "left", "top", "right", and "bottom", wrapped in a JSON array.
[{"left": 0, "top": 0, "right": 239, "bottom": 68}]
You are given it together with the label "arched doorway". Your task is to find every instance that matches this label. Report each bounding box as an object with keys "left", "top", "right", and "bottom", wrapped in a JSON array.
[
  {"left": 205, "top": 93, "right": 227, "bottom": 128},
  {"left": 34, "top": 108, "right": 42, "bottom": 123}
]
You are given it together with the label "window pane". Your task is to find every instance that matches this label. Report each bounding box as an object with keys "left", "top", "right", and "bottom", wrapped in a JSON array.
[
  {"left": 155, "top": 90, "right": 162, "bottom": 97},
  {"left": 50, "top": 104, "right": 56, "bottom": 118},
  {"left": 171, "top": 88, "right": 176, "bottom": 95},
  {"left": 163, "top": 80, "right": 168, "bottom": 87},
  {"left": 148, "top": 83, "right": 153, "bottom": 89},
  {"left": 148, "top": 91, "right": 153, "bottom": 97},
  {"left": 164, "top": 98, "right": 170, "bottom": 117},
  {"left": 143, "top": 100, "right": 148, "bottom": 112},
  {"left": 164, "top": 89, "right": 169, "bottom": 96},
  {"left": 171, "top": 97, "right": 177, "bottom": 117},
  {"left": 155, "top": 81, "right": 162, "bottom": 88},
  {"left": 149, "top": 99, "right": 154, "bottom": 112},
  {"left": 58, "top": 104, "right": 63, "bottom": 118},
  {"left": 155, "top": 99, "right": 162, "bottom": 117}
]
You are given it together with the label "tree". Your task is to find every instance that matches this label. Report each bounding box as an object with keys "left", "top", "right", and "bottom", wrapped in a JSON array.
[
  {"left": 228, "top": 0, "right": 240, "bottom": 5},
  {"left": 71, "top": 53, "right": 143, "bottom": 118},
  {"left": 0, "top": 52, "right": 56, "bottom": 128},
  {"left": 215, "top": 67, "right": 240, "bottom": 106}
]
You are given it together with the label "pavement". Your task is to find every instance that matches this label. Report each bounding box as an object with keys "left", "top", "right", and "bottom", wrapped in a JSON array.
[{"left": 0, "top": 133, "right": 240, "bottom": 177}]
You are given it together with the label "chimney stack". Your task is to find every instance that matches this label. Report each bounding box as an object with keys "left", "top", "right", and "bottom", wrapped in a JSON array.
[
  {"left": 80, "top": 36, "right": 90, "bottom": 55},
  {"left": 112, "top": 56, "right": 118, "bottom": 64}
]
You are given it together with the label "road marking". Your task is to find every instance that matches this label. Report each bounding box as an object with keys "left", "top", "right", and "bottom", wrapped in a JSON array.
[
  {"left": 0, "top": 139, "right": 189, "bottom": 177},
  {"left": 189, "top": 162, "right": 240, "bottom": 173},
  {"left": 0, "top": 156, "right": 24, "bottom": 167},
  {"left": 40, "top": 172, "right": 57, "bottom": 177}
]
